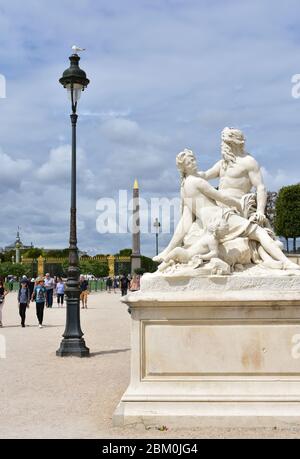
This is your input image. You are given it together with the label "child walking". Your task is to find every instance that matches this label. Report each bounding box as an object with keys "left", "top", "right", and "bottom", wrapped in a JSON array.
[
  {"left": 31, "top": 278, "right": 46, "bottom": 328},
  {"left": 18, "top": 281, "right": 30, "bottom": 327}
]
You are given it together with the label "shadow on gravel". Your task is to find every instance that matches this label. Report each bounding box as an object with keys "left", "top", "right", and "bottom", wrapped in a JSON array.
[
  {"left": 90, "top": 348, "right": 131, "bottom": 357},
  {"left": 2, "top": 324, "right": 62, "bottom": 328}
]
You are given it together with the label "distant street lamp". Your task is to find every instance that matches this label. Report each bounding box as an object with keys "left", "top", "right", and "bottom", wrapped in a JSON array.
[
  {"left": 153, "top": 218, "right": 161, "bottom": 256},
  {"left": 56, "top": 49, "right": 90, "bottom": 358}
]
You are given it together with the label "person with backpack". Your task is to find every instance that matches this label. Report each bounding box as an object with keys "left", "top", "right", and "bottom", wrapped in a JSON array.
[
  {"left": 0, "top": 280, "right": 9, "bottom": 328},
  {"left": 31, "top": 278, "right": 46, "bottom": 328},
  {"left": 18, "top": 280, "right": 30, "bottom": 327}
]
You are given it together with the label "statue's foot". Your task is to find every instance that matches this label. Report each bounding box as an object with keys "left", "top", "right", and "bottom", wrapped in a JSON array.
[
  {"left": 158, "top": 262, "right": 167, "bottom": 272},
  {"left": 261, "top": 260, "right": 284, "bottom": 270},
  {"left": 283, "top": 261, "right": 300, "bottom": 270},
  {"left": 153, "top": 251, "right": 168, "bottom": 263}
]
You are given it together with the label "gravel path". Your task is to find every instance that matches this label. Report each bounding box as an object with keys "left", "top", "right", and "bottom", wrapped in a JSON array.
[{"left": 0, "top": 291, "right": 299, "bottom": 439}]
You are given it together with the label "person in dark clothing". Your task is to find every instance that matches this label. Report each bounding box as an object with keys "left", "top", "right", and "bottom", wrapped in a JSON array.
[
  {"left": 8, "top": 277, "right": 14, "bottom": 292},
  {"left": 120, "top": 275, "right": 130, "bottom": 296},
  {"left": 18, "top": 281, "right": 30, "bottom": 327},
  {"left": 113, "top": 277, "right": 119, "bottom": 294},
  {"left": 31, "top": 278, "right": 46, "bottom": 328},
  {"left": 19, "top": 276, "right": 29, "bottom": 287},
  {"left": 79, "top": 275, "right": 89, "bottom": 309},
  {"left": 106, "top": 277, "right": 113, "bottom": 293},
  {"left": 0, "top": 281, "right": 9, "bottom": 327}
]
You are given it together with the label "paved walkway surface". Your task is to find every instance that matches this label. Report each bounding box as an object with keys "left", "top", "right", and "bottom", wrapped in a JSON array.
[{"left": 0, "top": 291, "right": 300, "bottom": 439}]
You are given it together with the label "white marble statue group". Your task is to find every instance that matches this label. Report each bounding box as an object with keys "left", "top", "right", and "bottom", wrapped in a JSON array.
[{"left": 153, "top": 127, "right": 300, "bottom": 276}]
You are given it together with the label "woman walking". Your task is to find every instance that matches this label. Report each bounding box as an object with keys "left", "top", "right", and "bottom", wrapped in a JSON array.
[
  {"left": 0, "top": 280, "right": 9, "bottom": 327},
  {"left": 129, "top": 274, "right": 140, "bottom": 292},
  {"left": 56, "top": 277, "right": 65, "bottom": 307},
  {"left": 18, "top": 280, "right": 30, "bottom": 327},
  {"left": 31, "top": 278, "right": 46, "bottom": 328}
]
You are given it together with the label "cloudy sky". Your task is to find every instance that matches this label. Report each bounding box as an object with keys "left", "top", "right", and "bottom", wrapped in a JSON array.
[{"left": 0, "top": 0, "right": 300, "bottom": 256}]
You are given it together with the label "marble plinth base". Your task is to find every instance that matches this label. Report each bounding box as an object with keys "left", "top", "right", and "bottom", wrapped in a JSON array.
[{"left": 113, "top": 273, "right": 300, "bottom": 428}]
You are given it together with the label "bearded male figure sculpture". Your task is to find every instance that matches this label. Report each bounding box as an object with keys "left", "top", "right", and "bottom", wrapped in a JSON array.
[
  {"left": 200, "top": 127, "right": 267, "bottom": 225},
  {"left": 153, "top": 132, "right": 299, "bottom": 275}
]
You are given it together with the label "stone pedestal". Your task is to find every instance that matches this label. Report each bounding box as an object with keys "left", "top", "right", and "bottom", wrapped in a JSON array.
[{"left": 113, "top": 273, "right": 300, "bottom": 428}]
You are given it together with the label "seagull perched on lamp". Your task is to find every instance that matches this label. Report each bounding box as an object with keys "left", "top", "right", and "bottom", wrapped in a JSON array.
[{"left": 72, "top": 45, "right": 86, "bottom": 54}]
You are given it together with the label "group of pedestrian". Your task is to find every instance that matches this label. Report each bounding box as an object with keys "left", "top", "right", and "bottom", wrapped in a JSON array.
[
  {"left": 0, "top": 273, "right": 67, "bottom": 329},
  {"left": 105, "top": 277, "right": 116, "bottom": 293},
  {"left": 16, "top": 274, "right": 66, "bottom": 328},
  {"left": 105, "top": 274, "right": 140, "bottom": 296}
]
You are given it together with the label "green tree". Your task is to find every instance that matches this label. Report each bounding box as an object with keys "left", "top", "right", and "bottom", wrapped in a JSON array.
[
  {"left": 45, "top": 248, "right": 69, "bottom": 258},
  {"left": 115, "top": 249, "right": 158, "bottom": 274},
  {"left": 22, "top": 247, "right": 44, "bottom": 259},
  {"left": 265, "top": 191, "right": 278, "bottom": 229},
  {"left": 0, "top": 250, "right": 16, "bottom": 263},
  {"left": 0, "top": 262, "right": 30, "bottom": 280},
  {"left": 141, "top": 255, "right": 158, "bottom": 273},
  {"left": 116, "top": 248, "right": 132, "bottom": 256},
  {"left": 80, "top": 260, "right": 109, "bottom": 278},
  {"left": 274, "top": 184, "right": 300, "bottom": 253}
]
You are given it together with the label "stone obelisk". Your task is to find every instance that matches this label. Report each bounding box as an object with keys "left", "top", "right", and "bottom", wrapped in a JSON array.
[
  {"left": 131, "top": 179, "right": 141, "bottom": 274},
  {"left": 15, "top": 227, "right": 21, "bottom": 264}
]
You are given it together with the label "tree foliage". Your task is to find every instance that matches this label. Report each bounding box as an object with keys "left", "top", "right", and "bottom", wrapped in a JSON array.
[
  {"left": 45, "top": 248, "right": 69, "bottom": 258},
  {"left": 80, "top": 260, "right": 109, "bottom": 278},
  {"left": 274, "top": 184, "right": 300, "bottom": 241},
  {"left": 265, "top": 191, "right": 277, "bottom": 228},
  {"left": 0, "top": 262, "right": 30, "bottom": 279},
  {"left": 116, "top": 248, "right": 132, "bottom": 256},
  {"left": 141, "top": 255, "right": 158, "bottom": 273},
  {"left": 22, "top": 248, "right": 44, "bottom": 259},
  {"left": 0, "top": 250, "right": 16, "bottom": 263}
]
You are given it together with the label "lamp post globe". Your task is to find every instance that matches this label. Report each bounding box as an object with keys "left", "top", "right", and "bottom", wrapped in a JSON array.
[
  {"left": 56, "top": 50, "right": 90, "bottom": 358},
  {"left": 59, "top": 53, "right": 90, "bottom": 112}
]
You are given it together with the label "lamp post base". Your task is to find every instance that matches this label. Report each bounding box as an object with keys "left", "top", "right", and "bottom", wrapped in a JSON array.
[{"left": 56, "top": 338, "right": 90, "bottom": 357}]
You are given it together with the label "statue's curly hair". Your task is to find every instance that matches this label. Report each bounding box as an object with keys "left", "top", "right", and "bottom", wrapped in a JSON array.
[
  {"left": 221, "top": 127, "right": 246, "bottom": 169},
  {"left": 176, "top": 148, "right": 195, "bottom": 178}
]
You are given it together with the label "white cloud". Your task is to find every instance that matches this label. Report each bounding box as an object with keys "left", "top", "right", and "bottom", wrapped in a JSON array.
[
  {"left": 35, "top": 145, "right": 72, "bottom": 182},
  {"left": 261, "top": 166, "right": 300, "bottom": 191},
  {"left": 0, "top": 149, "right": 32, "bottom": 187},
  {"left": 35, "top": 145, "right": 97, "bottom": 188},
  {"left": 99, "top": 118, "right": 169, "bottom": 147}
]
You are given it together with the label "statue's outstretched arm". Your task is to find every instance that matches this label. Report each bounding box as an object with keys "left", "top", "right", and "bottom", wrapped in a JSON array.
[
  {"left": 198, "top": 160, "right": 221, "bottom": 180},
  {"left": 196, "top": 178, "right": 242, "bottom": 212}
]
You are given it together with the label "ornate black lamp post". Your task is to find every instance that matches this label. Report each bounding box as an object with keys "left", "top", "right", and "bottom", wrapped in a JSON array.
[
  {"left": 56, "top": 50, "right": 90, "bottom": 357},
  {"left": 153, "top": 218, "right": 161, "bottom": 256}
]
